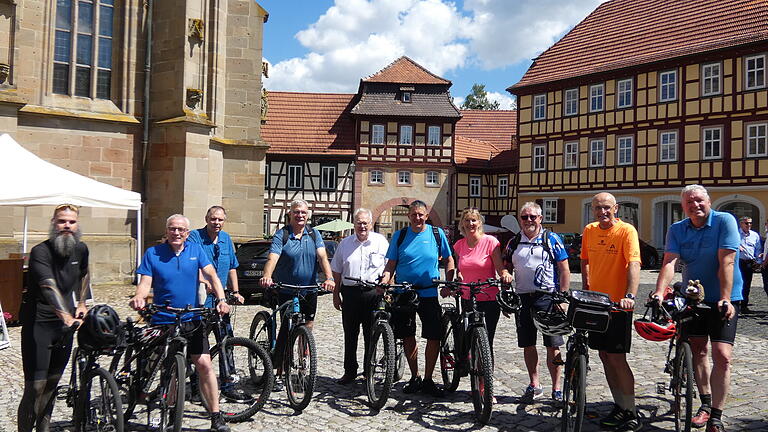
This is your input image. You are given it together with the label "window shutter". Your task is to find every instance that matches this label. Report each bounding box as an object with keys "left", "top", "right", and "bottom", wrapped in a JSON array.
[{"left": 557, "top": 199, "right": 565, "bottom": 224}]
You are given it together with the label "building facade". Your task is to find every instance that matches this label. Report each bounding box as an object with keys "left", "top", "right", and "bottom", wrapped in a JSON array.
[
  {"left": 0, "top": 0, "right": 269, "bottom": 283},
  {"left": 509, "top": 0, "right": 768, "bottom": 248}
]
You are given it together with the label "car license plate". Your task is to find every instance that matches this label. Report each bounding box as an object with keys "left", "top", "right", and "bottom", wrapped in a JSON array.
[{"left": 244, "top": 270, "right": 263, "bottom": 277}]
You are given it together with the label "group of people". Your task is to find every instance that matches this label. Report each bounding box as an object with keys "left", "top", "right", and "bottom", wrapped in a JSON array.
[{"left": 18, "top": 184, "right": 742, "bottom": 432}]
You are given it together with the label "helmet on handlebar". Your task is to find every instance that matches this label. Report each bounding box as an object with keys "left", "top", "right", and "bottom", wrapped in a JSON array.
[
  {"left": 532, "top": 298, "right": 572, "bottom": 337},
  {"left": 634, "top": 304, "right": 675, "bottom": 342},
  {"left": 78, "top": 304, "right": 122, "bottom": 351},
  {"left": 391, "top": 290, "right": 419, "bottom": 314},
  {"left": 496, "top": 289, "right": 520, "bottom": 314}
]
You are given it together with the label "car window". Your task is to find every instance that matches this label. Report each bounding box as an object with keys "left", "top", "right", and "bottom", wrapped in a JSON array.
[{"left": 236, "top": 243, "right": 271, "bottom": 259}]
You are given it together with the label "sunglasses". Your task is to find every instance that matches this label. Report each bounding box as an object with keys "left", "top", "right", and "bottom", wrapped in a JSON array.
[
  {"left": 213, "top": 243, "right": 220, "bottom": 261},
  {"left": 520, "top": 214, "right": 540, "bottom": 221},
  {"left": 55, "top": 204, "right": 79, "bottom": 213}
]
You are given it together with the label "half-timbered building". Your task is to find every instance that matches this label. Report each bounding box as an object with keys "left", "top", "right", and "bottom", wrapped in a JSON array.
[{"left": 508, "top": 0, "right": 768, "bottom": 248}]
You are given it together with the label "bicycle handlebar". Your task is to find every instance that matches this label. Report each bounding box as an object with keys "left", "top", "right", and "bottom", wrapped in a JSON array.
[{"left": 344, "top": 277, "right": 415, "bottom": 292}]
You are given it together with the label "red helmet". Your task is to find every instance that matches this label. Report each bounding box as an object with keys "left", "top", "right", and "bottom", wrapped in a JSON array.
[{"left": 634, "top": 318, "right": 676, "bottom": 341}]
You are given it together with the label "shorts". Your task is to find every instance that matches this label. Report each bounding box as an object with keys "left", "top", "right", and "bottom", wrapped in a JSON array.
[
  {"left": 516, "top": 292, "right": 564, "bottom": 348},
  {"left": 687, "top": 302, "right": 739, "bottom": 344},
  {"left": 179, "top": 320, "right": 210, "bottom": 356},
  {"left": 391, "top": 296, "right": 442, "bottom": 341},
  {"left": 278, "top": 291, "right": 318, "bottom": 321},
  {"left": 21, "top": 320, "right": 74, "bottom": 381},
  {"left": 588, "top": 310, "right": 632, "bottom": 354}
]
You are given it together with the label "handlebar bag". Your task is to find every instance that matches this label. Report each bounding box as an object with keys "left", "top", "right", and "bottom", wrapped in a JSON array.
[{"left": 567, "top": 290, "right": 612, "bottom": 333}]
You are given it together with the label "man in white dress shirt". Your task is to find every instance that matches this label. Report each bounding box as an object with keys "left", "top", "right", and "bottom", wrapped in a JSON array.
[{"left": 331, "top": 208, "right": 389, "bottom": 384}]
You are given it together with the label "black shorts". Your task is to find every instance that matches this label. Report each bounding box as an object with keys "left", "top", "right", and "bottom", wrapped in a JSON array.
[
  {"left": 588, "top": 310, "right": 632, "bottom": 354},
  {"left": 687, "top": 302, "right": 739, "bottom": 345},
  {"left": 516, "top": 292, "right": 564, "bottom": 348},
  {"left": 278, "top": 291, "right": 318, "bottom": 321},
  {"left": 21, "top": 320, "right": 73, "bottom": 381},
  {"left": 391, "top": 296, "right": 442, "bottom": 341},
  {"left": 179, "top": 321, "right": 210, "bottom": 356}
]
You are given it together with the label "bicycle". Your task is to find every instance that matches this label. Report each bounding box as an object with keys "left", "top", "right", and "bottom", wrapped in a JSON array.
[
  {"left": 56, "top": 323, "right": 125, "bottom": 432},
  {"left": 436, "top": 278, "right": 511, "bottom": 424},
  {"left": 110, "top": 303, "right": 207, "bottom": 431},
  {"left": 249, "top": 282, "right": 330, "bottom": 411},
  {"left": 638, "top": 281, "right": 710, "bottom": 432},
  {"left": 343, "top": 277, "right": 416, "bottom": 410},
  {"left": 543, "top": 289, "right": 619, "bottom": 432}
]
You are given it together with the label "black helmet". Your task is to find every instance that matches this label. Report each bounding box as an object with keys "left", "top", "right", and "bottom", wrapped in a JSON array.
[
  {"left": 496, "top": 289, "right": 520, "bottom": 314},
  {"left": 392, "top": 290, "right": 419, "bottom": 313},
  {"left": 78, "top": 304, "right": 122, "bottom": 350},
  {"left": 532, "top": 300, "right": 572, "bottom": 337}
]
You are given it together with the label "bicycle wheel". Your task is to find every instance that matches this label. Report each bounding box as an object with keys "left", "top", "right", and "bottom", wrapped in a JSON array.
[
  {"left": 469, "top": 327, "right": 494, "bottom": 424},
  {"left": 561, "top": 353, "right": 586, "bottom": 432},
  {"left": 394, "top": 340, "right": 406, "bottom": 382},
  {"left": 365, "top": 322, "right": 395, "bottom": 410},
  {"left": 284, "top": 325, "right": 317, "bottom": 411},
  {"left": 108, "top": 346, "right": 139, "bottom": 422},
  {"left": 159, "top": 353, "right": 186, "bottom": 432},
  {"left": 439, "top": 312, "right": 461, "bottom": 392},
  {"left": 74, "top": 366, "right": 124, "bottom": 432},
  {"left": 673, "top": 341, "right": 694, "bottom": 432},
  {"left": 203, "top": 337, "right": 274, "bottom": 422},
  {"left": 250, "top": 311, "right": 273, "bottom": 356}
]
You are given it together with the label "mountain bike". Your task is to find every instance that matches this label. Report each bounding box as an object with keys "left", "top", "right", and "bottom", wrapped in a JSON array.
[
  {"left": 249, "top": 282, "right": 330, "bottom": 411},
  {"left": 343, "top": 277, "right": 415, "bottom": 410},
  {"left": 56, "top": 323, "right": 124, "bottom": 432},
  {"left": 436, "top": 278, "right": 510, "bottom": 424}
]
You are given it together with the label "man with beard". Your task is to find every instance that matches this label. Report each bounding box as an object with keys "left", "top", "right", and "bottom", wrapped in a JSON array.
[{"left": 18, "top": 204, "right": 90, "bottom": 432}]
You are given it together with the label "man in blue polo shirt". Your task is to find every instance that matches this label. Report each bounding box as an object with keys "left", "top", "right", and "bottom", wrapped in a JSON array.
[
  {"left": 654, "top": 185, "right": 741, "bottom": 432},
  {"left": 130, "top": 214, "right": 231, "bottom": 432},
  {"left": 380, "top": 200, "right": 455, "bottom": 397}
]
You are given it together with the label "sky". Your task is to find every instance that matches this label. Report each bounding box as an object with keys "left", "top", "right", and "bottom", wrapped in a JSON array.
[{"left": 257, "top": 0, "right": 608, "bottom": 110}]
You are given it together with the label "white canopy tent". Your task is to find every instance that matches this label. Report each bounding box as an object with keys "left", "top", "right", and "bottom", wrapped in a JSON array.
[{"left": 0, "top": 134, "right": 143, "bottom": 272}]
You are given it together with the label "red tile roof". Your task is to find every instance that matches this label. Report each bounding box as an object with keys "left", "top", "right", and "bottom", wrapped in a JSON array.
[
  {"left": 454, "top": 110, "right": 517, "bottom": 168},
  {"left": 363, "top": 56, "right": 451, "bottom": 85},
  {"left": 261, "top": 91, "right": 357, "bottom": 155},
  {"left": 511, "top": 0, "right": 768, "bottom": 90}
]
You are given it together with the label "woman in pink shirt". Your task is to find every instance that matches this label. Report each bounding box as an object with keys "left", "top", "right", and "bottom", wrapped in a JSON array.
[{"left": 452, "top": 207, "right": 512, "bottom": 352}]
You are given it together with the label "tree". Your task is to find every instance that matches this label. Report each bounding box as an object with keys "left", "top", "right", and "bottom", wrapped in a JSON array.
[{"left": 460, "top": 83, "right": 500, "bottom": 110}]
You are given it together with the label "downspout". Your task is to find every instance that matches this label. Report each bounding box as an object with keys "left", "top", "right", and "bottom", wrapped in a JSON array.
[{"left": 140, "top": 0, "right": 153, "bottom": 203}]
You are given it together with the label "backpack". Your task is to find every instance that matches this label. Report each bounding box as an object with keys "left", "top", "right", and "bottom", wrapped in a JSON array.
[
  {"left": 396, "top": 225, "right": 445, "bottom": 260},
  {"left": 505, "top": 229, "right": 555, "bottom": 267},
  {"left": 281, "top": 225, "right": 319, "bottom": 245}
]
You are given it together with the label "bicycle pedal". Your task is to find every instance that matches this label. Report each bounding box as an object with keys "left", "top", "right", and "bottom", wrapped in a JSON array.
[
  {"left": 55, "top": 385, "right": 71, "bottom": 400},
  {"left": 656, "top": 382, "right": 666, "bottom": 394}
]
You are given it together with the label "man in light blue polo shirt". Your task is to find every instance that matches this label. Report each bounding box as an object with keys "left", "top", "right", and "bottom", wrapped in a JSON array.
[{"left": 653, "top": 185, "right": 741, "bottom": 432}]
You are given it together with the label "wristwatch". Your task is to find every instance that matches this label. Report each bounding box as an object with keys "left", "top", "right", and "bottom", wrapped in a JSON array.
[{"left": 624, "top": 293, "right": 635, "bottom": 300}]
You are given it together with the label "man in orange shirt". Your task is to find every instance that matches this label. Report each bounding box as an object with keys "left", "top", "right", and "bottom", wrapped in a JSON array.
[{"left": 581, "top": 192, "right": 641, "bottom": 432}]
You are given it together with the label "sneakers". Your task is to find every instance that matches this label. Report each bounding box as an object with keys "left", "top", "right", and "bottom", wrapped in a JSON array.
[
  {"left": 336, "top": 373, "right": 356, "bottom": 385},
  {"left": 706, "top": 419, "right": 726, "bottom": 432},
  {"left": 520, "top": 384, "right": 543, "bottom": 404},
  {"left": 599, "top": 404, "right": 629, "bottom": 428},
  {"left": 692, "top": 407, "right": 711, "bottom": 428},
  {"left": 616, "top": 417, "right": 641, "bottom": 432},
  {"left": 221, "top": 388, "right": 250, "bottom": 403},
  {"left": 551, "top": 390, "right": 563, "bottom": 402},
  {"left": 421, "top": 378, "right": 445, "bottom": 398},
  {"left": 272, "top": 377, "right": 284, "bottom": 392},
  {"left": 402, "top": 376, "right": 423, "bottom": 394},
  {"left": 210, "top": 412, "right": 230, "bottom": 432}
]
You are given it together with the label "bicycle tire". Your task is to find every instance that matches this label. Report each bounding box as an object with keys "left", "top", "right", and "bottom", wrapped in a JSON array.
[
  {"left": 365, "top": 322, "right": 396, "bottom": 410},
  {"left": 249, "top": 311, "right": 273, "bottom": 360},
  {"left": 284, "top": 325, "right": 317, "bottom": 412},
  {"left": 394, "top": 340, "right": 405, "bottom": 382},
  {"left": 73, "top": 366, "right": 124, "bottom": 432},
  {"left": 159, "top": 353, "right": 186, "bottom": 432},
  {"left": 673, "top": 341, "right": 694, "bottom": 432},
  {"left": 203, "top": 337, "right": 274, "bottom": 422},
  {"left": 108, "top": 346, "right": 139, "bottom": 422},
  {"left": 469, "top": 327, "right": 494, "bottom": 425},
  {"left": 439, "top": 312, "right": 461, "bottom": 392},
  {"left": 561, "top": 353, "right": 586, "bottom": 432}
]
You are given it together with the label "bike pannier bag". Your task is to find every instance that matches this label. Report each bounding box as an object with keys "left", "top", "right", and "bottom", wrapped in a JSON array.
[{"left": 567, "top": 290, "right": 612, "bottom": 333}]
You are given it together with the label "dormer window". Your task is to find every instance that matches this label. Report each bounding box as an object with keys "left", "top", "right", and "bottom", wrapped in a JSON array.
[
  {"left": 399, "top": 86, "right": 414, "bottom": 103},
  {"left": 402, "top": 92, "right": 411, "bottom": 103}
]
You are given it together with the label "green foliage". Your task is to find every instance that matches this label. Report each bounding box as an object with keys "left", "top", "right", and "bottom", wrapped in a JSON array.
[{"left": 460, "top": 83, "right": 500, "bottom": 110}]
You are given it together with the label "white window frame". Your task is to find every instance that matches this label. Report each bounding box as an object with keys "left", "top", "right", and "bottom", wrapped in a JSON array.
[
  {"left": 746, "top": 123, "right": 768, "bottom": 157},
  {"left": 369, "top": 169, "right": 384, "bottom": 184},
  {"left": 287, "top": 164, "right": 303, "bottom": 189},
  {"left": 659, "top": 70, "right": 677, "bottom": 102},
  {"left": 617, "top": 136, "right": 633, "bottom": 166},
  {"left": 702, "top": 126, "right": 723, "bottom": 160},
  {"left": 425, "top": 170, "right": 439, "bottom": 186},
  {"left": 469, "top": 176, "right": 481, "bottom": 197},
  {"left": 320, "top": 165, "right": 336, "bottom": 190},
  {"left": 701, "top": 62, "right": 721, "bottom": 96},
  {"left": 659, "top": 130, "right": 678, "bottom": 162},
  {"left": 533, "top": 94, "right": 546, "bottom": 120},
  {"left": 402, "top": 92, "right": 412, "bottom": 103},
  {"left": 589, "top": 139, "right": 605, "bottom": 167},
  {"left": 399, "top": 124, "right": 413, "bottom": 145},
  {"left": 564, "top": 141, "right": 578, "bottom": 169},
  {"left": 397, "top": 170, "right": 411, "bottom": 185},
  {"left": 564, "top": 88, "right": 578, "bottom": 116},
  {"left": 589, "top": 84, "right": 604, "bottom": 112},
  {"left": 533, "top": 145, "right": 546, "bottom": 171},
  {"left": 371, "top": 124, "right": 385, "bottom": 146},
  {"left": 542, "top": 199, "right": 558, "bottom": 224},
  {"left": 616, "top": 78, "right": 633, "bottom": 108},
  {"left": 497, "top": 176, "right": 508, "bottom": 197},
  {"left": 427, "top": 125, "right": 441, "bottom": 146},
  {"left": 746, "top": 54, "right": 766, "bottom": 90}
]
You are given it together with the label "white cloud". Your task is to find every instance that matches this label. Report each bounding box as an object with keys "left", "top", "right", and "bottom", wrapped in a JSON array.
[{"left": 487, "top": 91, "right": 516, "bottom": 110}]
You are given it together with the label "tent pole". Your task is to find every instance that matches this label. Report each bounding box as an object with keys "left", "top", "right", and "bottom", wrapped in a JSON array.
[{"left": 22, "top": 207, "right": 28, "bottom": 254}]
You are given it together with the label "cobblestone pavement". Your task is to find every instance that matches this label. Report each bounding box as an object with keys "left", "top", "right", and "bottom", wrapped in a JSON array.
[{"left": 1, "top": 270, "right": 767, "bottom": 431}]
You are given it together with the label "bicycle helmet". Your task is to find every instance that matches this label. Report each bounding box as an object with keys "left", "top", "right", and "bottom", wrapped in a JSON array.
[
  {"left": 391, "top": 290, "right": 419, "bottom": 313},
  {"left": 532, "top": 300, "right": 572, "bottom": 337},
  {"left": 78, "top": 304, "right": 122, "bottom": 350},
  {"left": 496, "top": 289, "right": 520, "bottom": 314},
  {"left": 634, "top": 305, "right": 675, "bottom": 342}
]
